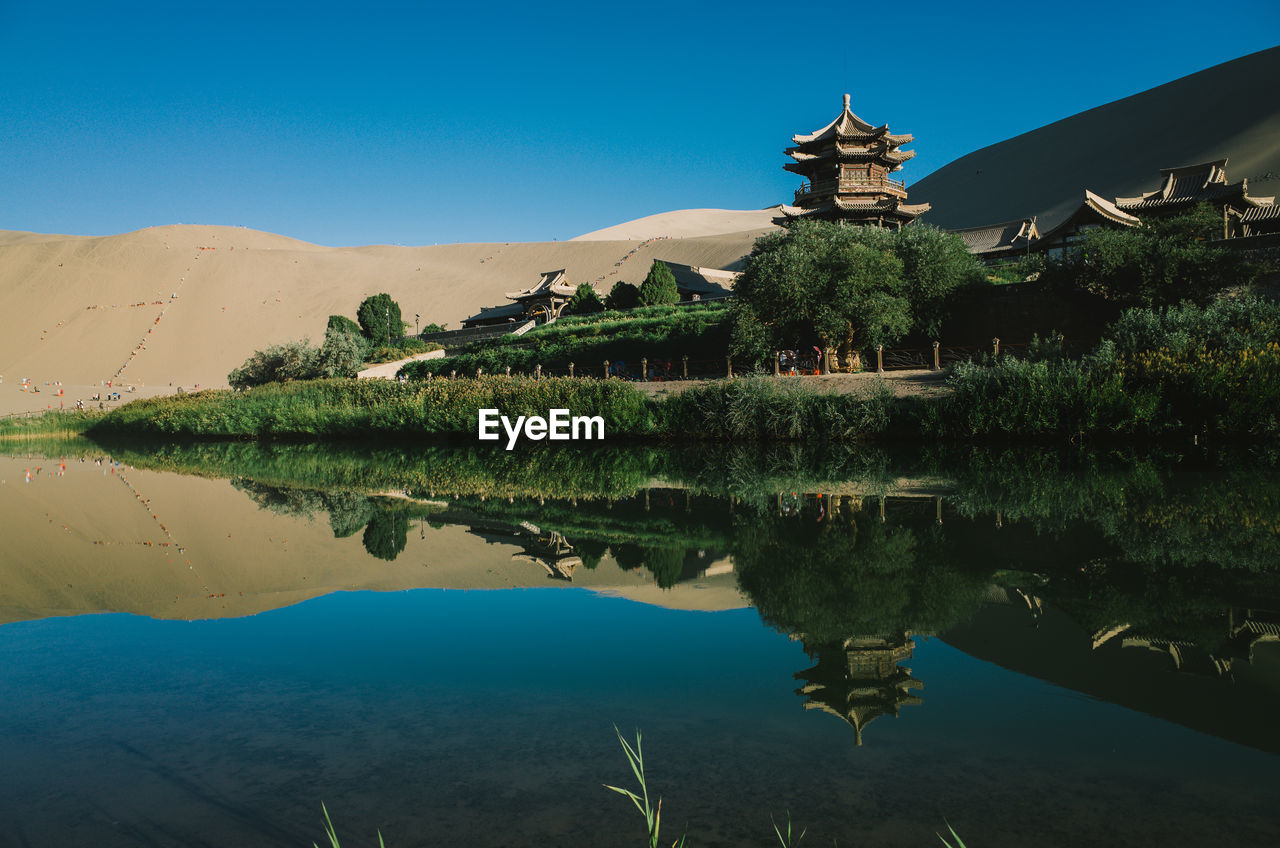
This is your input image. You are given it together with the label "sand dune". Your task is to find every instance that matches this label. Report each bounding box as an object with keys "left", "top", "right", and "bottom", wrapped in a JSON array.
[
  {"left": 0, "top": 224, "right": 766, "bottom": 413},
  {"left": 573, "top": 207, "right": 783, "bottom": 241},
  {"left": 909, "top": 46, "right": 1280, "bottom": 230}
]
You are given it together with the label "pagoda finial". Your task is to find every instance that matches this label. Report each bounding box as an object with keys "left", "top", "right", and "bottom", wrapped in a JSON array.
[{"left": 843, "top": 93, "right": 851, "bottom": 111}]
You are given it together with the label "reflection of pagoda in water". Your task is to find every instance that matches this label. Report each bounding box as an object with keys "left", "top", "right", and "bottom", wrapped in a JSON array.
[
  {"left": 1101, "top": 607, "right": 1280, "bottom": 681},
  {"left": 509, "top": 523, "right": 582, "bottom": 581},
  {"left": 793, "top": 633, "right": 924, "bottom": 746}
]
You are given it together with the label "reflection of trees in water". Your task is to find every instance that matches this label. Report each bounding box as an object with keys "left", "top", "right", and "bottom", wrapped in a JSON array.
[{"left": 362, "top": 509, "right": 410, "bottom": 561}]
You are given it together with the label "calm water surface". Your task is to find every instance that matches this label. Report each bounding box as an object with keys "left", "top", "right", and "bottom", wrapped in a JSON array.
[{"left": 0, "top": 442, "right": 1277, "bottom": 847}]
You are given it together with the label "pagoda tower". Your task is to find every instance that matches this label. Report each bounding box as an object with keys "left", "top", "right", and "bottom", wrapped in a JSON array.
[
  {"left": 793, "top": 632, "right": 924, "bottom": 746},
  {"left": 775, "top": 94, "right": 930, "bottom": 228}
]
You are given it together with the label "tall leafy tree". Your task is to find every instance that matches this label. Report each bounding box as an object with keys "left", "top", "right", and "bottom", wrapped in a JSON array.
[
  {"left": 357, "top": 293, "right": 404, "bottom": 344},
  {"left": 731, "top": 219, "right": 909, "bottom": 362},
  {"left": 1070, "top": 204, "right": 1248, "bottom": 306},
  {"left": 638, "top": 260, "right": 680, "bottom": 306}
]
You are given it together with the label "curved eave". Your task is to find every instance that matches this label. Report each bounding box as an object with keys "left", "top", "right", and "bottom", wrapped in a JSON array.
[{"left": 1084, "top": 190, "right": 1142, "bottom": 226}]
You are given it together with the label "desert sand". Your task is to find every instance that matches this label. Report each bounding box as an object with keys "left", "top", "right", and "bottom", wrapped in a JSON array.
[
  {"left": 909, "top": 46, "right": 1280, "bottom": 231},
  {"left": 572, "top": 207, "right": 783, "bottom": 241},
  {"left": 0, "top": 222, "right": 767, "bottom": 414}
]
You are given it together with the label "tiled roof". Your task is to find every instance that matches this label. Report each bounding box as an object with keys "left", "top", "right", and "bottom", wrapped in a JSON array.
[
  {"left": 505, "top": 269, "right": 576, "bottom": 301},
  {"left": 1242, "top": 205, "right": 1280, "bottom": 223},
  {"left": 790, "top": 93, "right": 913, "bottom": 148},
  {"left": 951, "top": 218, "right": 1040, "bottom": 254},
  {"left": 462, "top": 302, "right": 524, "bottom": 324}
]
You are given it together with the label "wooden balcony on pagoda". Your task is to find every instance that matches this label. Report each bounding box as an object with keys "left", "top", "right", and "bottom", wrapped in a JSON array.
[{"left": 795, "top": 176, "right": 908, "bottom": 204}]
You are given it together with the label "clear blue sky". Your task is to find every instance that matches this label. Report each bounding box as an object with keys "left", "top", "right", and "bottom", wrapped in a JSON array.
[{"left": 2, "top": 1, "right": 1277, "bottom": 246}]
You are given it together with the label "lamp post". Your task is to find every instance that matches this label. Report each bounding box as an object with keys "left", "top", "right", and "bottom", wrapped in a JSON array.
[
  {"left": 415, "top": 313, "right": 420, "bottom": 336},
  {"left": 385, "top": 304, "right": 390, "bottom": 345}
]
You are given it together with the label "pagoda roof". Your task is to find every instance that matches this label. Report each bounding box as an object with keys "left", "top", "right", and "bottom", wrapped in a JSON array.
[
  {"left": 1242, "top": 204, "right": 1280, "bottom": 223},
  {"left": 784, "top": 142, "right": 916, "bottom": 169},
  {"left": 1115, "top": 159, "right": 1275, "bottom": 212},
  {"left": 951, "top": 218, "right": 1041, "bottom": 255},
  {"left": 505, "top": 269, "right": 576, "bottom": 302},
  {"left": 1037, "top": 190, "right": 1141, "bottom": 243},
  {"left": 773, "top": 197, "right": 931, "bottom": 226},
  {"left": 791, "top": 94, "right": 913, "bottom": 147}
]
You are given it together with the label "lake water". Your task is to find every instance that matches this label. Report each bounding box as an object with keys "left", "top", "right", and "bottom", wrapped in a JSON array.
[{"left": 1, "top": 441, "right": 1277, "bottom": 847}]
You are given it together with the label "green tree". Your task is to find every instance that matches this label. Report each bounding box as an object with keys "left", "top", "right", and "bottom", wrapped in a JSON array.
[
  {"left": 1073, "top": 204, "right": 1249, "bottom": 306},
  {"left": 566, "top": 282, "right": 605, "bottom": 315},
  {"left": 889, "top": 224, "right": 984, "bottom": 337},
  {"left": 604, "top": 281, "right": 640, "bottom": 310},
  {"left": 357, "top": 293, "right": 404, "bottom": 344},
  {"left": 327, "top": 314, "right": 363, "bottom": 337},
  {"left": 362, "top": 509, "right": 409, "bottom": 561},
  {"left": 327, "top": 314, "right": 370, "bottom": 359},
  {"left": 318, "top": 325, "right": 367, "bottom": 377},
  {"left": 637, "top": 260, "right": 679, "bottom": 307},
  {"left": 731, "top": 219, "right": 909, "bottom": 363}
]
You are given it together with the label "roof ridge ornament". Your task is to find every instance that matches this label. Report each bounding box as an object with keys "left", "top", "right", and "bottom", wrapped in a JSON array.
[{"left": 843, "top": 93, "right": 851, "bottom": 111}]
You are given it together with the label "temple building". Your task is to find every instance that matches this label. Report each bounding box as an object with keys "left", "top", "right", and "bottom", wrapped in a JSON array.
[
  {"left": 461, "top": 269, "right": 578, "bottom": 328},
  {"left": 1114, "top": 159, "right": 1273, "bottom": 235},
  {"left": 1034, "top": 191, "right": 1142, "bottom": 260},
  {"left": 775, "top": 94, "right": 930, "bottom": 228},
  {"left": 955, "top": 159, "right": 1276, "bottom": 263},
  {"left": 793, "top": 632, "right": 924, "bottom": 746},
  {"left": 950, "top": 218, "right": 1041, "bottom": 263}
]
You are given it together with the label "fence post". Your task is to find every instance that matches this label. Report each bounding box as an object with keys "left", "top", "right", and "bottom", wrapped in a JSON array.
[
  {"left": 476, "top": 367, "right": 483, "bottom": 378},
  {"left": 505, "top": 365, "right": 511, "bottom": 376},
  {"left": 992, "top": 337, "right": 1000, "bottom": 358},
  {"left": 822, "top": 347, "right": 833, "bottom": 375},
  {"left": 603, "top": 360, "right": 610, "bottom": 379},
  {"left": 851, "top": 350, "right": 861, "bottom": 372},
  {"left": 641, "top": 357, "right": 648, "bottom": 382},
  {"left": 725, "top": 355, "right": 733, "bottom": 379},
  {"left": 773, "top": 351, "right": 780, "bottom": 377},
  {"left": 535, "top": 363, "right": 542, "bottom": 380},
  {"left": 450, "top": 369, "right": 456, "bottom": 380},
  {"left": 682, "top": 355, "right": 689, "bottom": 380},
  {"left": 568, "top": 362, "right": 575, "bottom": 378},
  {"left": 875, "top": 345, "right": 884, "bottom": 373},
  {"left": 932, "top": 341, "right": 940, "bottom": 370}
]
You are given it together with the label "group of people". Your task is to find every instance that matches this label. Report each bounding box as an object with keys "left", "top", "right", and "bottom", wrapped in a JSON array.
[{"left": 777, "top": 346, "right": 825, "bottom": 375}]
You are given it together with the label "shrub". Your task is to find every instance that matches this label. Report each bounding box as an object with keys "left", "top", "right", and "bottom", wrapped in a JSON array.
[
  {"left": 604, "top": 281, "right": 640, "bottom": 311},
  {"left": 566, "top": 283, "right": 606, "bottom": 315},
  {"left": 637, "top": 261, "right": 679, "bottom": 307},
  {"left": 228, "top": 339, "right": 323, "bottom": 389}
]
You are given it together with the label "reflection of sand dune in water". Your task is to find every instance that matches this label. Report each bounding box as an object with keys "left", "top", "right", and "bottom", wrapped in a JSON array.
[
  {"left": 0, "top": 223, "right": 765, "bottom": 414},
  {"left": 0, "top": 456, "right": 745, "bottom": 626}
]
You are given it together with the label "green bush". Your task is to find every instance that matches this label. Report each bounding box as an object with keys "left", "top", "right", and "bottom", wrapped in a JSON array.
[
  {"left": 637, "top": 261, "right": 679, "bottom": 307},
  {"left": 566, "top": 283, "right": 606, "bottom": 315},
  {"left": 604, "top": 281, "right": 640, "bottom": 311}
]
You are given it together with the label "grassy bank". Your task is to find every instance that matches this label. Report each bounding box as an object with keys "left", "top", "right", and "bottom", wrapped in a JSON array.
[
  {"left": 0, "top": 410, "right": 104, "bottom": 439},
  {"left": 84, "top": 375, "right": 901, "bottom": 442}
]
